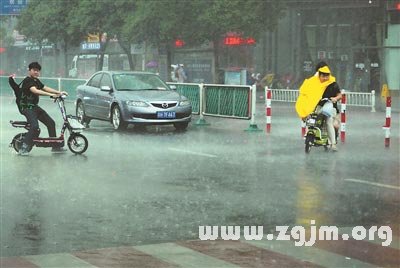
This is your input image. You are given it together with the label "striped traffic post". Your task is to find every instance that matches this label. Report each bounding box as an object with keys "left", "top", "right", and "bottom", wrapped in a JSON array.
[
  {"left": 301, "top": 121, "right": 306, "bottom": 138},
  {"left": 265, "top": 86, "right": 272, "bottom": 133},
  {"left": 195, "top": 83, "right": 210, "bottom": 126},
  {"left": 383, "top": 96, "right": 391, "bottom": 147},
  {"left": 340, "top": 89, "right": 346, "bottom": 143},
  {"left": 245, "top": 84, "right": 262, "bottom": 132}
]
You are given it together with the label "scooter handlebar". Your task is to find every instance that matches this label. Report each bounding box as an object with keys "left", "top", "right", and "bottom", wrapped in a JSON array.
[{"left": 50, "top": 93, "right": 67, "bottom": 101}]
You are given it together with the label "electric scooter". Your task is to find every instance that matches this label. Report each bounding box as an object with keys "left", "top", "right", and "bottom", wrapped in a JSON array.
[
  {"left": 304, "top": 98, "right": 332, "bottom": 153},
  {"left": 10, "top": 95, "right": 88, "bottom": 154}
]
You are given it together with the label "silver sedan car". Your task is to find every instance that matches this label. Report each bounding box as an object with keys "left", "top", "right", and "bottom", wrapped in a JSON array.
[{"left": 75, "top": 71, "right": 192, "bottom": 130}]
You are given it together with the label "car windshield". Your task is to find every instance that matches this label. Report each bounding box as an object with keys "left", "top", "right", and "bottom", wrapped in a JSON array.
[{"left": 112, "top": 73, "right": 169, "bottom": 91}]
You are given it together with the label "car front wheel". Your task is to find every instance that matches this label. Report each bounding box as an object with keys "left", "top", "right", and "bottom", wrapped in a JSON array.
[
  {"left": 111, "top": 105, "right": 127, "bottom": 130},
  {"left": 76, "top": 101, "right": 91, "bottom": 127}
]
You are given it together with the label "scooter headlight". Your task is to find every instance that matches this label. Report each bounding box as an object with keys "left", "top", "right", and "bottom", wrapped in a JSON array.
[{"left": 307, "top": 118, "right": 316, "bottom": 125}]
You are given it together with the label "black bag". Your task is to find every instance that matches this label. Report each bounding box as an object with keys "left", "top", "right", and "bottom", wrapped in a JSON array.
[{"left": 9, "top": 76, "right": 23, "bottom": 114}]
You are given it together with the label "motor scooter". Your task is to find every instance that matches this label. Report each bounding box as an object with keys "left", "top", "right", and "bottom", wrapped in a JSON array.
[
  {"left": 10, "top": 95, "right": 88, "bottom": 154},
  {"left": 304, "top": 98, "right": 333, "bottom": 153}
]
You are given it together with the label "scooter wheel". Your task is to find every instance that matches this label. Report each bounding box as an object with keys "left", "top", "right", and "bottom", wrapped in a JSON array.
[
  {"left": 67, "top": 133, "right": 88, "bottom": 154},
  {"left": 11, "top": 133, "right": 32, "bottom": 153},
  {"left": 305, "top": 134, "right": 313, "bottom": 154}
]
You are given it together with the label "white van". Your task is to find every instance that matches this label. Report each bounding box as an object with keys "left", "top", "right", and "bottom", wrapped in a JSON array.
[{"left": 69, "top": 54, "right": 109, "bottom": 78}]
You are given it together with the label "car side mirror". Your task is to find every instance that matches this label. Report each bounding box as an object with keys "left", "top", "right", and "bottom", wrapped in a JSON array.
[
  {"left": 169, "top": 85, "right": 177, "bottom": 90},
  {"left": 101, "top": 85, "right": 112, "bottom": 92}
]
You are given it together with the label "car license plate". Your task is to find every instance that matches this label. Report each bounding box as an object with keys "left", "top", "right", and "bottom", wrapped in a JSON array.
[{"left": 157, "top": 111, "right": 176, "bottom": 119}]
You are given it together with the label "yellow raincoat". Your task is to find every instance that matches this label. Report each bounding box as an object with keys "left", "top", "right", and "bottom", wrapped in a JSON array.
[{"left": 295, "top": 67, "right": 336, "bottom": 118}]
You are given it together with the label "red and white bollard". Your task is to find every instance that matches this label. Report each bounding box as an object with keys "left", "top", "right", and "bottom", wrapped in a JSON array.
[
  {"left": 301, "top": 120, "right": 306, "bottom": 137},
  {"left": 265, "top": 86, "right": 272, "bottom": 133},
  {"left": 383, "top": 96, "right": 391, "bottom": 148},
  {"left": 340, "top": 90, "right": 346, "bottom": 143}
]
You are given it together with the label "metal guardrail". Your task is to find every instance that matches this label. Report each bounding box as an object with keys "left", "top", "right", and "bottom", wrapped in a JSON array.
[
  {"left": 167, "top": 82, "right": 251, "bottom": 119},
  {"left": 345, "top": 90, "right": 375, "bottom": 107},
  {"left": 271, "top": 89, "right": 299, "bottom": 102},
  {"left": 203, "top": 84, "right": 251, "bottom": 119},
  {"left": 270, "top": 88, "right": 376, "bottom": 112},
  {"left": 167, "top": 82, "right": 200, "bottom": 114}
]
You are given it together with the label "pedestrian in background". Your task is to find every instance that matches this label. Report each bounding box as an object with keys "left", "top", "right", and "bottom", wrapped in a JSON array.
[{"left": 176, "top": 64, "right": 187, "bottom": 83}]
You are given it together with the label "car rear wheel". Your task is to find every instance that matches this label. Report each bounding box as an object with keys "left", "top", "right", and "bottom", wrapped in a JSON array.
[
  {"left": 112, "top": 105, "right": 127, "bottom": 130},
  {"left": 174, "top": 122, "right": 189, "bottom": 131}
]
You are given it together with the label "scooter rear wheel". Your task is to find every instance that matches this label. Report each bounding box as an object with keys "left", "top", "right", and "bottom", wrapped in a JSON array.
[
  {"left": 11, "top": 133, "right": 32, "bottom": 153},
  {"left": 67, "top": 133, "right": 88, "bottom": 154}
]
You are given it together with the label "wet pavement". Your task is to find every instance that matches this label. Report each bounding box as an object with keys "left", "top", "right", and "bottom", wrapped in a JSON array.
[{"left": 0, "top": 96, "right": 399, "bottom": 267}]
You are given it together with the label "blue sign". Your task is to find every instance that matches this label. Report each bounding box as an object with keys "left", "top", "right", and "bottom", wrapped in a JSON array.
[
  {"left": 0, "top": 0, "right": 28, "bottom": 15},
  {"left": 81, "top": 42, "right": 101, "bottom": 50}
]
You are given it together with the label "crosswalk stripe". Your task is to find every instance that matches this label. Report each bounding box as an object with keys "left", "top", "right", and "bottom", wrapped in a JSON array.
[
  {"left": 314, "top": 238, "right": 400, "bottom": 267},
  {"left": 244, "top": 239, "right": 375, "bottom": 268},
  {"left": 133, "top": 242, "right": 239, "bottom": 268},
  {"left": 0, "top": 256, "right": 39, "bottom": 268},
  {"left": 24, "top": 253, "right": 96, "bottom": 268},
  {"left": 73, "top": 246, "right": 178, "bottom": 268},
  {"left": 178, "top": 240, "right": 321, "bottom": 268},
  {"left": 3, "top": 235, "right": 398, "bottom": 268}
]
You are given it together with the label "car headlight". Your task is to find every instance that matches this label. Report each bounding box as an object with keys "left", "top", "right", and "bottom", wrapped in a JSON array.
[
  {"left": 179, "top": 100, "right": 191, "bottom": 106},
  {"left": 126, "top": 100, "right": 149, "bottom": 107}
]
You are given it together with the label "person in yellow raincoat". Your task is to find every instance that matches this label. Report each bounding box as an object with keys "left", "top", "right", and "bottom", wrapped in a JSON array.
[
  {"left": 296, "top": 63, "right": 335, "bottom": 119},
  {"left": 296, "top": 62, "right": 342, "bottom": 151}
]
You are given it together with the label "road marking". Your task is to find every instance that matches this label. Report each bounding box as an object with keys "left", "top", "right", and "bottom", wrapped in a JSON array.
[
  {"left": 344, "top": 178, "right": 400, "bottom": 190},
  {"left": 24, "top": 253, "right": 96, "bottom": 268},
  {"left": 134, "top": 242, "right": 239, "bottom": 267},
  {"left": 244, "top": 239, "right": 375, "bottom": 268},
  {"left": 168, "top": 147, "right": 217, "bottom": 158}
]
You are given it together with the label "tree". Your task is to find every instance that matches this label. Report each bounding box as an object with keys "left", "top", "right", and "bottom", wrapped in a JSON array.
[
  {"left": 123, "top": 0, "right": 286, "bottom": 82},
  {"left": 0, "top": 17, "right": 15, "bottom": 47},
  {"left": 122, "top": 0, "right": 194, "bottom": 80},
  {"left": 17, "top": 0, "right": 81, "bottom": 76},
  {"left": 68, "top": 0, "right": 137, "bottom": 71},
  {"left": 190, "top": 0, "right": 286, "bottom": 82}
]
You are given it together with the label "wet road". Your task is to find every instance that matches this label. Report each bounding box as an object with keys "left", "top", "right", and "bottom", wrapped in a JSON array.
[{"left": 0, "top": 96, "right": 399, "bottom": 267}]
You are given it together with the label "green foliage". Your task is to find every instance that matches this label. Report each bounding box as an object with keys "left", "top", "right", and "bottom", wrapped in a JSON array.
[
  {"left": 193, "top": 0, "right": 286, "bottom": 43},
  {"left": 14, "top": 0, "right": 286, "bottom": 75},
  {"left": 17, "top": 0, "right": 81, "bottom": 46},
  {"left": 122, "top": 0, "right": 285, "bottom": 48},
  {"left": 0, "top": 18, "right": 14, "bottom": 46},
  {"left": 16, "top": 0, "right": 285, "bottom": 50}
]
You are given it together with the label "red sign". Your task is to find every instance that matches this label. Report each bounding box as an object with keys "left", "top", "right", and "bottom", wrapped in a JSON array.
[
  {"left": 175, "top": 39, "right": 185, "bottom": 48},
  {"left": 223, "top": 35, "right": 256, "bottom": 46},
  {"left": 0, "top": 47, "right": 5, "bottom": 53},
  {"left": 246, "top": 38, "right": 256, "bottom": 45}
]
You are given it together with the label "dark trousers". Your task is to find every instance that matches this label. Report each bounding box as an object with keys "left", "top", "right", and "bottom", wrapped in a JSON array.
[{"left": 22, "top": 106, "right": 56, "bottom": 146}]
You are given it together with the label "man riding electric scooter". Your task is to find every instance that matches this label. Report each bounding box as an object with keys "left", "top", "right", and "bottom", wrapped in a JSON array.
[
  {"left": 18, "top": 62, "right": 69, "bottom": 156},
  {"left": 296, "top": 62, "right": 341, "bottom": 151}
]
